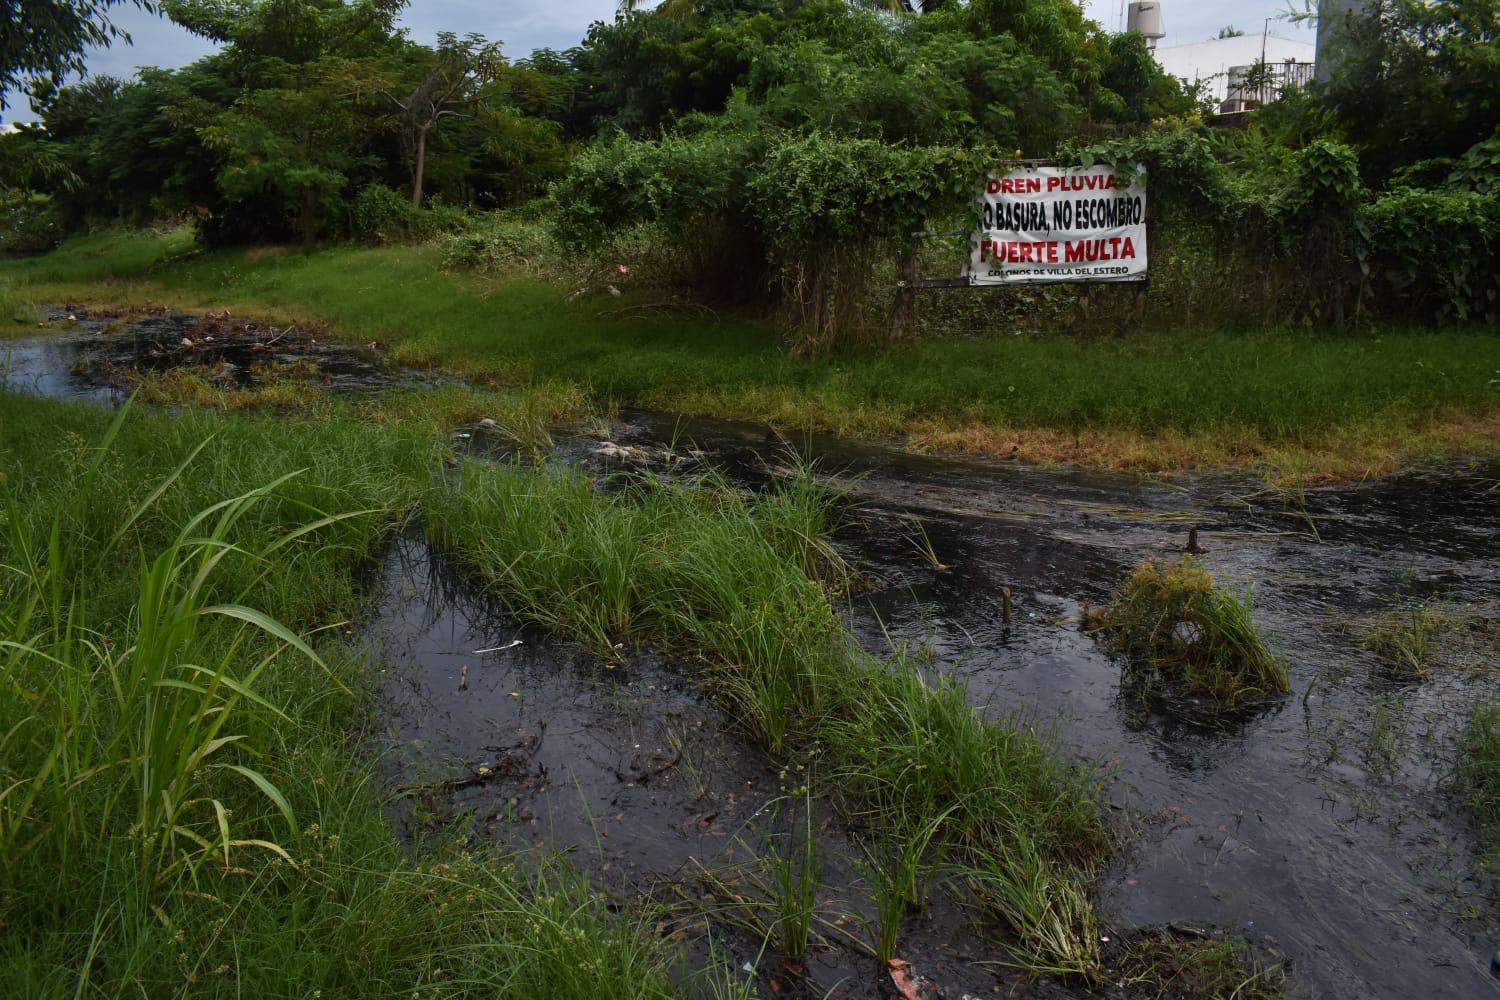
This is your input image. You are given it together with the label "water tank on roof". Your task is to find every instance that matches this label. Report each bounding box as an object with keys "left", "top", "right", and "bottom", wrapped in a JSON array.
[{"left": 1127, "top": 2, "right": 1166, "bottom": 47}]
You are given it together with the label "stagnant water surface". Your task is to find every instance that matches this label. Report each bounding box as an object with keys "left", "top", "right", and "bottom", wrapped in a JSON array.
[
  {"left": 1, "top": 308, "right": 445, "bottom": 400},
  {"left": 447, "top": 410, "right": 1500, "bottom": 999},
  {"left": 8, "top": 311, "right": 1499, "bottom": 997},
  {"left": 367, "top": 537, "right": 1005, "bottom": 998}
]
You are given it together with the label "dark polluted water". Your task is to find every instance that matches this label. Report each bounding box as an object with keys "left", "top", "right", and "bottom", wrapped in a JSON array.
[
  {"left": 8, "top": 310, "right": 1500, "bottom": 996},
  {"left": 366, "top": 536, "right": 1007, "bottom": 999},
  {"left": 445, "top": 409, "right": 1500, "bottom": 999},
  {"left": 1, "top": 307, "right": 447, "bottom": 400}
]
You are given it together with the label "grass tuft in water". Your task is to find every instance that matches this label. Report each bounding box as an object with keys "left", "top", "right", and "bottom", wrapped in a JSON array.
[
  {"left": 10, "top": 230, "right": 1500, "bottom": 479},
  {"left": 1456, "top": 707, "right": 1500, "bottom": 850},
  {"left": 1091, "top": 558, "right": 1288, "bottom": 707},
  {"left": 1361, "top": 599, "right": 1499, "bottom": 681},
  {"left": 0, "top": 279, "right": 42, "bottom": 336},
  {"left": 1117, "top": 928, "right": 1287, "bottom": 1000},
  {"left": 127, "top": 366, "right": 334, "bottom": 413},
  {"left": 764, "top": 790, "right": 822, "bottom": 963},
  {"left": 427, "top": 458, "right": 1110, "bottom": 974},
  {"left": 965, "top": 833, "right": 1102, "bottom": 982}
]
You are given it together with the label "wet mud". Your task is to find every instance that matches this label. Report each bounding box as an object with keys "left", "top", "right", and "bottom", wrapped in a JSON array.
[
  {"left": 456, "top": 409, "right": 1500, "bottom": 998},
  {"left": 9, "top": 309, "right": 1500, "bottom": 996},
  {"left": 366, "top": 535, "right": 1012, "bottom": 1000}
]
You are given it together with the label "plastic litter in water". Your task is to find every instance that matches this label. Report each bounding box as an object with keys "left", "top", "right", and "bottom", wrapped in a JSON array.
[{"left": 473, "top": 640, "right": 523, "bottom": 654}]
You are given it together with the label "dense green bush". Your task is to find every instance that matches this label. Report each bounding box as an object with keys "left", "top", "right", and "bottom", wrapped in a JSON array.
[
  {"left": 550, "top": 121, "right": 987, "bottom": 351},
  {"left": 350, "top": 183, "right": 470, "bottom": 244},
  {"left": 1449, "top": 133, "right": 1500, "bottom": 195},
  {"left": 0, "top": 198, "right": 65, "bottom": 255},
  {"left": 6, "top": 0, "right": 1497, "bottom": 335},
  {"left": 351, "top": 183, "right": 424, "bottom": 241},
  {"left": 1359, "top": 186, "right": 1500, "bottom": 322},
  {"left": 1069, "top": 121, "right": 1499, "bottom": 325}
]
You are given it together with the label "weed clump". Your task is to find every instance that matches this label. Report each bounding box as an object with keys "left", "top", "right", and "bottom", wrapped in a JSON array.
[
  {"left": 128, "top": 366, "right": 332, "bottom": 412},
  {"left": 0, "top": 279, "right": 41, "bottom": 333},
  {"left": 429, "top": 460, "right": 1111, "bottom": 978},
  {"left": 964, "top": 834, "right": 1102, "bottom": 979},
  {"left": 1118, "top": 928, "right": 1287, "bottom": 1000},
  {"left": 1092, "top": 558, "right": 1288, "bottom": 708},
  {"left": 1456, "top": 707, "right": 1500, "bottom": 849},
  {"left": 1362, "top": 600, "right": 1499, "bottom": 681},
  {"left": 0, "top": 398, "right": 679, "bottom": 996},
  {"left": 1363, "top": 601, "right": 1443, "bottom": 679}
]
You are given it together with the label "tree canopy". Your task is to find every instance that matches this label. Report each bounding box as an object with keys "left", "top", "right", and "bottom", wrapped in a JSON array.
[{"left": 2, "top": 0, "right": 156, "bottom": 103}]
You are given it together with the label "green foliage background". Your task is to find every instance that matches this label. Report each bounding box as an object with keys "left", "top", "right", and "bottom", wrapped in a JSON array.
[{"left": 4, "top": 0, "right": 1499, "bottom": 341}]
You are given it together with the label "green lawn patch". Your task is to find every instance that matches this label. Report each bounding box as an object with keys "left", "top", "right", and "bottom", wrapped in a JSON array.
[{"left": 5, "top": 230, "right": 1500, "bottom": 478}]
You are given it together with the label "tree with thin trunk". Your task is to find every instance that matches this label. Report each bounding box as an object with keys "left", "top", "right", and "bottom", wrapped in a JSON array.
[{"left": 381, "top": 32, "right": 502, "bottom": 207}]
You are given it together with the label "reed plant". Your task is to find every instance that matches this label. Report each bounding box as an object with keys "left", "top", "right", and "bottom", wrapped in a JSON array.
[
  {"left": 963, "top": 833, "right": 1102, "bottom": 981},
  {"left": 764, "top": 791, "right": 822, "bottom": 963}
]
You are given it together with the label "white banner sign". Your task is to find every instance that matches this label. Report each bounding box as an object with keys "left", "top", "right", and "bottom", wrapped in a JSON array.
[{"left": 968, "top": 164, "right": 1147, "bottom": 284}]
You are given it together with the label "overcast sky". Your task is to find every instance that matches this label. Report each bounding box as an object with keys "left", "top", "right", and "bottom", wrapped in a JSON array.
[{"left": 3, "top": 0, "right": 1315, "bottom": 124}]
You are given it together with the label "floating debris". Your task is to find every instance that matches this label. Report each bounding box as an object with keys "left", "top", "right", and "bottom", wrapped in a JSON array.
[{"left": 473, "top": 640, "right": 523, "bottom": 654}]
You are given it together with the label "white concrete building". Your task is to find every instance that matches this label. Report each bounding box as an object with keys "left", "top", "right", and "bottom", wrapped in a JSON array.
[{"left": 1153, "top": 32, "right": 1316, "bottom": 108}]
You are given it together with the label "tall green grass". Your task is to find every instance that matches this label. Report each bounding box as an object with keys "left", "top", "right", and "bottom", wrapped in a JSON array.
[
  {"left": 0, "top": 277, "right": 42, "bottom": 336},
  {"left": 0, "top": 440, "right": 335, "bottom": 893},
  {"left": 0, "top": 396, "right": 677, "bottom": 996},
  {"left": 1457, "top": 707, "right": 1500, "bottom": 850},
  {"left": 427, "top": 460, "right": 1110, "bottom": 975}
]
